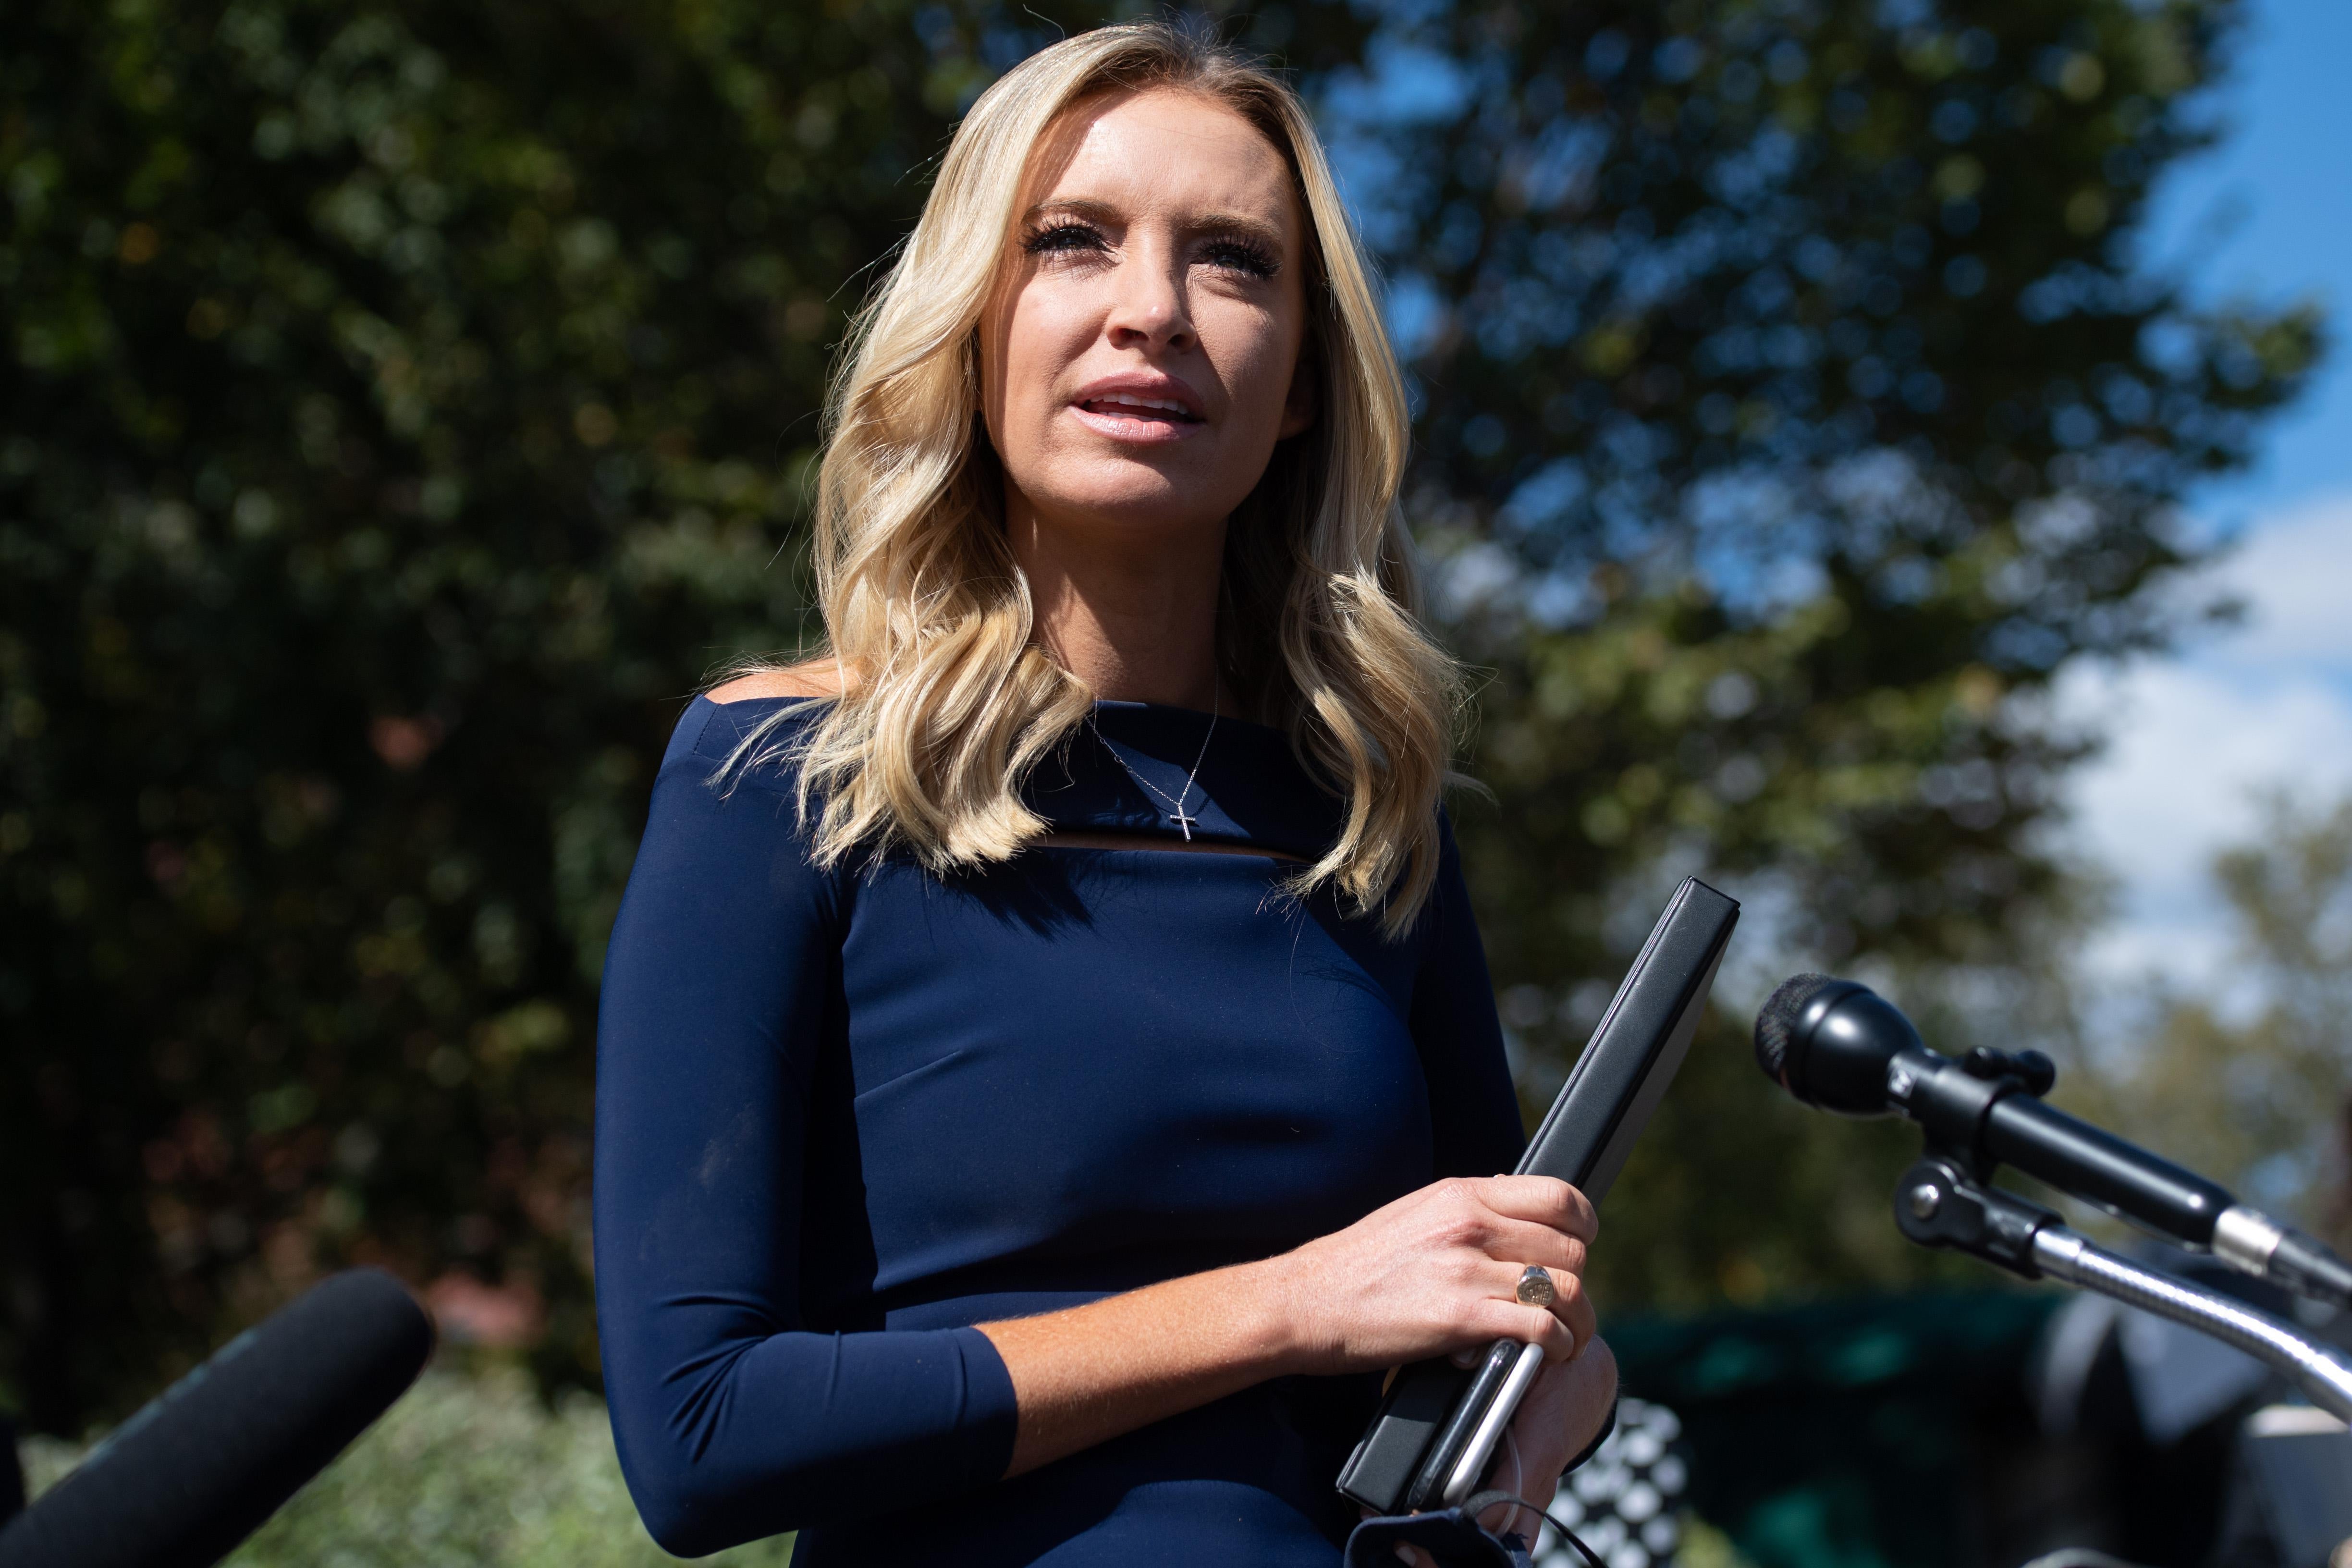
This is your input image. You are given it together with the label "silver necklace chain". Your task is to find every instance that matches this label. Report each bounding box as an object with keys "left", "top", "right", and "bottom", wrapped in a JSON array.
[{"left": 1089, "top": 689, "right": 1220, "bottom": 842}]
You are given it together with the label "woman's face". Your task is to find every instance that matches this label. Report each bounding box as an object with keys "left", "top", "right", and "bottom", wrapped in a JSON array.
[{"left": 981, "top": 88, "right": 1313, "bottom": 541}]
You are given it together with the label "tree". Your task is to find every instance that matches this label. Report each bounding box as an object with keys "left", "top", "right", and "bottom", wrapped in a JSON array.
[
  {"left": 1313, "top": 0, "right": 2320, "bottom": 1307},
  {"left": 0, "top": 0, "right": 2318, "bottom": 1430},
  {"left": 0, "top": 0, "right": 1248, "bottom": 1429},
  {"left": 2069, "top": 793, "right": 2352, "bottom": 1246}
]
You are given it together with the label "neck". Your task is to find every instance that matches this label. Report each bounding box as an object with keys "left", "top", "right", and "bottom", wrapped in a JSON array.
[{"left": 1008, "top": 489, "right": 1227, "bottom": 712}]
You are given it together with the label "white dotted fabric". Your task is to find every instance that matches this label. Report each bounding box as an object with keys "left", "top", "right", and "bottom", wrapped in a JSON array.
[{"left": 1531, "top": 1398, "right": 1688, "bottom": 1568}]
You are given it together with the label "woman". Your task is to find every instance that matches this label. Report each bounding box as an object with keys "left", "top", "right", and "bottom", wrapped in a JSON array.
[{"left": 594, "top": 23, "right": 1616, "bottom": 1566}]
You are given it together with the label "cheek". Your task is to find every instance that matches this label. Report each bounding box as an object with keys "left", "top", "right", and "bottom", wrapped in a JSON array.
[
  {"left": 995, "top": 284, "right": 1094, "bottom": 432},
  {"left": 1202, "top": 301, "right": 1302, "bottom": 425},
  {"left": 1204, "top": 303, "right": 1298, "bottom": 435}
]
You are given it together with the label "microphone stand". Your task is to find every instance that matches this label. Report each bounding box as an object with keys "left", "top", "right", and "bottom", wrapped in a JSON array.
[{"left": 1891, "top": 1153, "right": 2352, "bottom": 1423}]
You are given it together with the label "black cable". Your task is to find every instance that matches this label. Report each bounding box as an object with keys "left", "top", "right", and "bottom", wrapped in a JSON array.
[{"left": 1459, "top": 1489, "right": 1605, "bottom": 1568}]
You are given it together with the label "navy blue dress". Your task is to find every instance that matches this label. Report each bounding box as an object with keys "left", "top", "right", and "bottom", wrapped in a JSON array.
[{"left": 594, "top": 694, "right": 1524, "bottom": 1565}]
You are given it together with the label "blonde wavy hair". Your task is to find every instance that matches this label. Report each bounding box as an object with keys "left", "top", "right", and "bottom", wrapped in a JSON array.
[{"left": 729, "top": 21, "right": 1469, "bottom": 935}]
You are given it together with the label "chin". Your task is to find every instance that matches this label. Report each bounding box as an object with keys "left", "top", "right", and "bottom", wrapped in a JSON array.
[{"left": 1027, "top": 463, "right": 1235, "bottom": 533}]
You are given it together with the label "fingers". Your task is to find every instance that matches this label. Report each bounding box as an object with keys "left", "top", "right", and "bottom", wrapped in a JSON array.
[
  {"left": 1295, "top": 1176, "right": 1599, "bottom": 1376},
  {"left": 1549, "top": 1268, "right": 1596, "bottom": 1358},
  {"left": 1421, "top": 1178, "right": 1592, "bottom": 1269},
  {"left": 1485, "top": 1258, "right": 1594, "bottom": 1360},
  {"left": 1505, "top": 1341, "right": 1619, "bottom": 1489},
  {"left": 1464, "top": 1289, "right": 1579, "bottom": 1360},
  {"left": 1434, "top": 1178, "right": 1601, "bottom": 1360},
  {"left": 1476, "top": 1216, "right": 1590, "bottom": 1276},
  {"left": 1468, "top": 1175, "right": 1598, "bottom": 1244}
]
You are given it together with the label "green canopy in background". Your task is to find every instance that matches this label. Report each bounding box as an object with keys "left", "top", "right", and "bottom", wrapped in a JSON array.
[{"left": 1616, "top": 1289, "right": 2067, "bottom": 1568}]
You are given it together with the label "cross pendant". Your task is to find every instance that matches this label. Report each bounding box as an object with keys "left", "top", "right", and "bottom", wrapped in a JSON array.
[{"left": 1168, "top": 810, "right": 1197, "bottom": 842}]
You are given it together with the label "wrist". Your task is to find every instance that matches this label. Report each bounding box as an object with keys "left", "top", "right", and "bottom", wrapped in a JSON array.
[{"left": 1218, "top": 1253, "right": 1311, "bottom": 1378}]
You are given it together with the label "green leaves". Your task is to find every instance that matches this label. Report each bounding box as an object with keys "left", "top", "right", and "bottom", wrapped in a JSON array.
[
  {"left": 1368, "top": 0, "right": 2315, "bottom": 1303},
  {"left": 0, "top": 0, "right": 989, "bottom": 1427},
  {"left": 0, "top": 0, "right": 2321, "bottom": 1430},
  {"left": 2070, "top": 793, "right": 2352, "bottom": 1241}
]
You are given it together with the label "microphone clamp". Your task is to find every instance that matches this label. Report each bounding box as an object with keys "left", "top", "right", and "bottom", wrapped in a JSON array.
[
  {"left": 1892, "top": 1154, "right": 2059, "bottom": 1276},
  {"left": 2209, "top": 1204, "right": 2352, "bottom": 1311},
  {"left": 1887, "top": 1152, "right": 2352, "bottom": 1422},
  {"left": 1958, "top": 1046, "right": 2056, "bottom": 1098}
]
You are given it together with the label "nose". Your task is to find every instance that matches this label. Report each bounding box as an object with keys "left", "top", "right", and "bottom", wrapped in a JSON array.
[{"left": 1104, "top": 241, "right": 1194, "bottom": 354}]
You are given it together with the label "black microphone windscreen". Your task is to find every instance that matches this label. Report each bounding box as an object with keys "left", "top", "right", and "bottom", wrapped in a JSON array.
[
  {"left": 1754, "top": 972, "right": 1837, "bottom": 1081},
  {"left": 0, "top": 1268, "right": 433, "bottom": 1568}
]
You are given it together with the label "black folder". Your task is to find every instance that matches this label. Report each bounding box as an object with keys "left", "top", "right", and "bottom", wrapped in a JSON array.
[{"left": 1335, "top": 876, "right": 1738, "bottom": 1515}]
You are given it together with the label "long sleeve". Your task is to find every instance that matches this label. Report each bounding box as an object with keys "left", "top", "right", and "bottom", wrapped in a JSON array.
[
  {"left": 592, "top": 705, "right": 1017, "bottom": 1556},
  {"left": 1408, "top": 811, "right": 1528, "bottom": 1180}
]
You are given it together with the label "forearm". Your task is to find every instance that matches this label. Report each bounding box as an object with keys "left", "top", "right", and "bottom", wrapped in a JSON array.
[
  {"left": 975, "top": 1174, "right": 1599, "bottom": 1481},
  {"left": 976, "top": 1255, "right": 1298, "bottom": 1477}
]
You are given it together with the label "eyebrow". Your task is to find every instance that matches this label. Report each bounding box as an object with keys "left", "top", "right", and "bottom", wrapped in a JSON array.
[{"left": 1022, "top": 197, "right": 1289, "bottom": 256}]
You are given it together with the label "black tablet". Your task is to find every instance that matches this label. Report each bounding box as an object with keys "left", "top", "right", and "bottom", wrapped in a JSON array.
[{"left": 1335, "top": 876, "right": 1739, "bottom": 1515}]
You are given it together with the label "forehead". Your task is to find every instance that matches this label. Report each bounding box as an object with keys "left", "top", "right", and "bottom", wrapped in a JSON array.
[{"left": 1025, "top": 88, "right": 1300, "bottom": 230}]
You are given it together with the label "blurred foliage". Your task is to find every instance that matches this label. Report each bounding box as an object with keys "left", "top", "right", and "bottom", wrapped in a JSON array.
[
  {"left": 0, "top": 0, "right": 1293, "bottom": 1430},
  {"left": 1335, "top": 0, "right": 2324, "bottom": 1310},
  {"left": 2067, "top": 793, "right": 2352, "bottom": 1246},
  {"left": 17, "top": 1367, "right": 795, "bottom": 1565},
  {"left": 0, "top": 0, "right": 2320, "bottom": 1434}
]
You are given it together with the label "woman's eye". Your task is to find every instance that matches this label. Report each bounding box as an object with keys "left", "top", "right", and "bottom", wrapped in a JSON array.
[
  {"left": 1200, "top": 239, "right": 1278, "bottom": 280},
  {"left": 1024, "top": 222, "right": 1107, "bottom": 257}
]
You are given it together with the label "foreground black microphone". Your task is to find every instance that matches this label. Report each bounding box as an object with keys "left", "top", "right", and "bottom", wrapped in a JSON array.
[
  {"left": 0, "top": 1268, "right": 434, "bottom": 1568},
  {"left": 1754, "top": 973, "right": 2352, "bottom": 1309}
]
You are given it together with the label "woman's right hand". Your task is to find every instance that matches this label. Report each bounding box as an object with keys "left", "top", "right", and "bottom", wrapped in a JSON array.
[
  {"left": 976, "top": 1174, "right": 1597, "bottom": 1480},
  {"left": 1255, "top": 1175, "right": 1598, "bottom": 1376}
]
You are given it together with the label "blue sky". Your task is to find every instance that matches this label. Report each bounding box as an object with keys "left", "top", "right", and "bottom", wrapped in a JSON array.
[
  {"left": 2059, "top": 0, "right": 2352, "bottom": 995},
  {"left": 2143, "top": 0, "right": 2352, "bottom": 519}
]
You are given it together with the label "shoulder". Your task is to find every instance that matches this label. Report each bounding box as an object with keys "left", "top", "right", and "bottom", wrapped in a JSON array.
[
  {"left": 660, "top": 663, "right": 840, "bottom": 788},
  {"left": 706, "top": 659, "right": 844, "bottom": 704}
]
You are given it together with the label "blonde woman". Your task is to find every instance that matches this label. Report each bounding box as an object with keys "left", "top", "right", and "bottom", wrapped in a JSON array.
[{"left": 594, "top": 23, "right": 1615, "bottom": 1566}]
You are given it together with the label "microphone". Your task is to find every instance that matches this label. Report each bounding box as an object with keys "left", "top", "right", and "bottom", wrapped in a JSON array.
[
  {"left": 0, "top": 1268, "right": 434, "bottom": 1568},
  {"left": 1754, "top": 973, "right": 2352, "bottom": 1310}
]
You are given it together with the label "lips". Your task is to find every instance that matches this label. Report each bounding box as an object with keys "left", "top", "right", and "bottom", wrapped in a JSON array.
[
  {"left": 1068, "top": 374, "right": 1206, "bottom": 442},
  {"left": 1076, "top": 392, "right": 1200, "bottom": 424}
]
